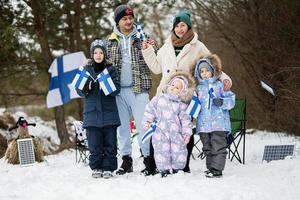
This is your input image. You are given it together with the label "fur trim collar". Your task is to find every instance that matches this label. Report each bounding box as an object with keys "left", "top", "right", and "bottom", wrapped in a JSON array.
[{"left": 162, "top": 70, "right": 196, "bottom": 103}]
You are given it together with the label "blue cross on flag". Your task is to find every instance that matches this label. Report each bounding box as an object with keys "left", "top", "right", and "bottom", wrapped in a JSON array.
[
  {"left": 46, "top": 51, "right": 86, "bottom": 108},
  {"left": 186, "top": 92, "right": 201, "bottom": 119},
  {"left": 142, "top": 120, "right": 158, "bottom": 143},
  {"left": 136, "top": 22, "right": 145, "bottom": 41},
  {"left": 96, "top": 68, "right": 116, "bottom": 95},
  {"left": 71, "top": 66, "right": 93, "bottom": 90},
  {"left": 208, "top": 86, "right": 216, "bottom": 109}
]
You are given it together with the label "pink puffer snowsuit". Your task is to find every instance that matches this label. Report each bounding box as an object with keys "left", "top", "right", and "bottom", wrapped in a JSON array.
[{"left": 142, "top": 71, "right": 196, "bottom": 171}]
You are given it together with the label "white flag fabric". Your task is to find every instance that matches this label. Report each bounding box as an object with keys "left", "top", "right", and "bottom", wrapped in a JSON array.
[
  {"left": 186, "top": 92, "right": 201, "bottom": 119},
  {"left": 136, "top": 22, "right": 145, "bottom": 41},
  {"left": 71, "top": 66, "right": 92, "bottom": 90},
  {"left": 260, "top": 80, "right": 276, "bottom": 96},
  {"left": 46, "top": 51, "right": 86, "bottom": 108},
  {"left": 96, "top": 68, "right": 116, "bottom": 96}
]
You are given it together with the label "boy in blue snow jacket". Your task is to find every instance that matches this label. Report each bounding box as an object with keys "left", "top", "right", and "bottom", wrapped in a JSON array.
[
  {"left": 76, "top": 39, "right": 120, "bottom": 179},
  {"left": 194, "top": 54, "right": 235, "bottom": 178}
]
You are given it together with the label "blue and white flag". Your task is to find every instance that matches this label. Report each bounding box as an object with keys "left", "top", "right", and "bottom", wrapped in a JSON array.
[
  {"left": 186, "top": 92, "right": 201, "bottom": 119},
  {"left": 208, "top": 87, "right": 216, "bottom": 109},
  {"left": 46, "top": 52, "right": 86, "bottom": 108},
  {"left": 71, "top": 66, "right": 92, "bottom": 90},
  {"left": 136, "top": 22, "right": 145, "bottom": 41},
  {"left": 96, "top": 68, "right": 116, "bottom": 95},
  {"left": 142, "top": 120, "right": 158, "bottom": 143}
]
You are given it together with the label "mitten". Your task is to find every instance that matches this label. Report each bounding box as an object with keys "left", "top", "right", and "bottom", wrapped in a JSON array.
[
  {"left": 92, "top": 80, "right": 99, "bottom": 90},
  {"left": 142, "top": 122, "right": 150, "bottom": 131},
  {"left": 213, "top": 98, "right": 223, "bottom": 107},
  {"left": 82, "top": 78, "right": 93, "bottom": 94}
]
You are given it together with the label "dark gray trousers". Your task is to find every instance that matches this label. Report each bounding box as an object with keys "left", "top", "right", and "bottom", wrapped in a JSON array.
[{"left": 200, "top": 131, "right": 228, "bottom": 171}]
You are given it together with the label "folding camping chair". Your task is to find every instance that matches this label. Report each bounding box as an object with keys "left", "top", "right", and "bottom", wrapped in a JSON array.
[
  {"left": 228, "top": 98, "right": 247, "bottom": 164},
  {"left": 73, "top": 121, "right": 89, "bottom": 163}
]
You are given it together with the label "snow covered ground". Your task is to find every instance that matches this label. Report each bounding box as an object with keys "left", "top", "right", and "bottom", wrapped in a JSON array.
[{"left": 0, "top": 113, "right": 300, "bottom": 200}]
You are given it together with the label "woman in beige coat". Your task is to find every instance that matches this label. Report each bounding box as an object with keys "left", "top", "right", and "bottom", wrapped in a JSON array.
[
  {"left": 142, "top": 10, "right": 232, "bottom": 96},
  {"left": 142, "top": 9, "right": 232, "bottom": 173}
]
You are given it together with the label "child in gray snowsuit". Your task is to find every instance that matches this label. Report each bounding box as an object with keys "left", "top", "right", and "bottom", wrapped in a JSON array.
[{"left": 142, "top": 70, "right": 195, "bottom": 177}]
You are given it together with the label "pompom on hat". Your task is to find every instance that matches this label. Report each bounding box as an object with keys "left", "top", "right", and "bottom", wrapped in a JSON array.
[{"left": 90, "top": 39, "right": 107, "bottom": 59}]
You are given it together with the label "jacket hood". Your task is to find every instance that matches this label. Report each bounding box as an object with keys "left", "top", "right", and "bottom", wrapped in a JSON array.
[
  {"left": 162, "top": 70, "right": 196, "bottom": 103},
  {"left": 112, "top": 23, "right": 137, "bottom": 38},
  {"left": 194, "top": 54, "right": 222, "bottom": 83}
]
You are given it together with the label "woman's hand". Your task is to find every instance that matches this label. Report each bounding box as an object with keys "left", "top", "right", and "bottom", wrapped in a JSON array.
[
  {"left": 142, "top": 41, "right": 150, "bottom": 50},
  {"left": 142, "top": 39, "right": 155, "bottom": 50},
  {"left": 223, "top": 79, "right": 232, "bottom": 91}
]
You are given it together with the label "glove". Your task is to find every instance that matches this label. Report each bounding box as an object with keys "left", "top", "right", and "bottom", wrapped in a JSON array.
[
  {"left": 213, "top": 98, "right": 223, "bottom": 107},
  {"left": 226, "top": 134, "right": 234, "bottom": 145},
  {"left": 82, "top": 78, "right": 93, "bottom": 94}
]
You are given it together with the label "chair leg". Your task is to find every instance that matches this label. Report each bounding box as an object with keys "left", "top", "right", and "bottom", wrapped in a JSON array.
[{"left": 228, "top": 132, "right": 246, "bottom": 164}]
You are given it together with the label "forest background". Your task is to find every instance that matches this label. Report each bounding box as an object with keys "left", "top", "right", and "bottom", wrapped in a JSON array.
[{"left": 0, "top": 0, "right": 299, "bottom": 151}]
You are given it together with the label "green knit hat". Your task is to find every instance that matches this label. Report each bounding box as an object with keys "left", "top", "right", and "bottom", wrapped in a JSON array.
[{"left": 173, "top": 9, "right": 192, "bottom": 29}]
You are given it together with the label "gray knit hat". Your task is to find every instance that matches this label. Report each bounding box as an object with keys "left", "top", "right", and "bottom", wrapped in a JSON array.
[
  {"left": 114, "top": 4, "right": 134, "bottom": 25},
  {"left": 90, "top": 39, "right": 107, "bottom": 59}
]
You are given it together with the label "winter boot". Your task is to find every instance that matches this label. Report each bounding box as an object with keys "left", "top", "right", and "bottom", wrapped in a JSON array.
[
  {"left": 102, "top": 171, "right": 113, "bottom": 179},
  {"left": 160, "top": 170, "right": 171, "bottom": 178},
  {"left": 205, "top": 168, "right": 223, "bottom": 178},
  {"left": 141, "top": 156, "right": 157, "bottom": 176},
  {"left": 172, "top": 169, "right": 183, "bottom": 174},
  {"left": 116, "top": 155, "right": 133, "bottom": 175},
  {"left": 92, "top": 169, "right": 103, "bottom": 178}
]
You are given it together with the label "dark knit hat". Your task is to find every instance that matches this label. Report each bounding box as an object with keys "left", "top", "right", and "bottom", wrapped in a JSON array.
[
  {"left": 173, "top": 9, "right": 192, "bottom": 30},
  {"left": 90, "top": 39, "right": 107, "bottom": 59},
  {"left": 114, "top": 4, "right": 134, "bottom": 25}
]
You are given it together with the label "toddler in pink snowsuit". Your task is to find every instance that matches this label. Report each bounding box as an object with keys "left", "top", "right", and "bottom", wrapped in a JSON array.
[{"left": 142, "top": 71, "right": 195, "bottom": 177}]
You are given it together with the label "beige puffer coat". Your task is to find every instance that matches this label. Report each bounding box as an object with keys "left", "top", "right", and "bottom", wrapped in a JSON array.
[{"left": 142, "top": 32, "right": 232, "bottom": 95}]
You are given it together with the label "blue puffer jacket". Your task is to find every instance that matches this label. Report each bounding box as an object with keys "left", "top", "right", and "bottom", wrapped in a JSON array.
[
  {"left": 76, "top": 63, "right": 121, "bottom": 128},
  {"left": 194, "top": 56, "right": 235, "bottom": 134}
]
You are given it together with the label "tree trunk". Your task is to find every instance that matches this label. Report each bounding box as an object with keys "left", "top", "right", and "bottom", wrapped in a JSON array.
[{"left": 28, "top": 0, "right": 70, "bottom": 146}]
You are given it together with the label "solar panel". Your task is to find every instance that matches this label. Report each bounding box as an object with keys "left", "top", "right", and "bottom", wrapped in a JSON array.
[
  {"left": 17, "top": 138, "right": 36, "bottom": 166},
  {"left": 262, "top": 145, "right": 294, "bottom": 162}
]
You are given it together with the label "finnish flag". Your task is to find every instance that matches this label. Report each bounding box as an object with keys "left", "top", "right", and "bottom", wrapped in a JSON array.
[
  {"left": 142, "top": 120, "right": 158, "bottom": 143},
  {"left": 71, "top": 66, "right": 92, "bottom": 90},
  {"left": 208, "top": 87, "right": 216, "bottom": 109},
  {"left": 186, "top": 92, "right": 201, "bottom": 119},
  {"left": 96, "top": 68, "right": 116, "bottom": 95},
  {"left": 136, "top": 22, "right": 145, "bottom": 41},
  {"left": 46, "top": 52, "right": 86, "bottom": 108}
]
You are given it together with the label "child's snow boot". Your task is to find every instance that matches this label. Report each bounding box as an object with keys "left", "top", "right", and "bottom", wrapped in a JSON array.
[
  {"left": 92, "top": 169, "right": 103, "bottom": 178},
  {"left": 205, "top": 168, "right": 222, "bottom": 178},
  {"left": 160, "top": 170, "right": 171, "bottom": 178},
  {"left": 102, "top": 171, "right": 113, "bottom": 179}
]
